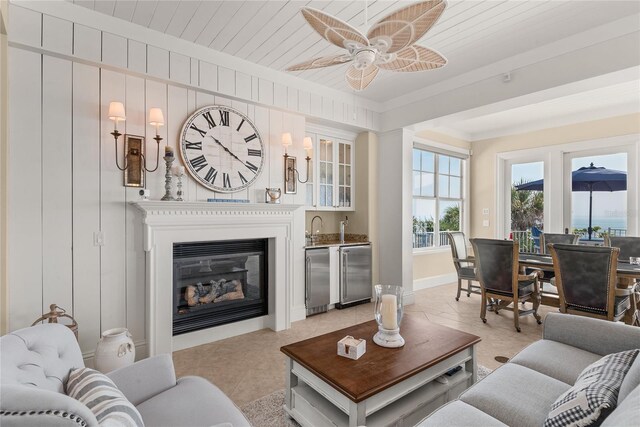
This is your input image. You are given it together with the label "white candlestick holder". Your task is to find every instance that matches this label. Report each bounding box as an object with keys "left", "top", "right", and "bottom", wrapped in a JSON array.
[
  {"left": 373, "top": 326, "right": 405, "bottom": 348},
  {"left": 373, "top": 284, "right": 405, "bottom": 348}
]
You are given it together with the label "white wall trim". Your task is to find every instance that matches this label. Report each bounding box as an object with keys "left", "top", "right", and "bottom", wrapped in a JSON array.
[
  {"left": 413, "top": 273, "right": 458, "bottom": 292},
  {"left": 291, "top": 304, "right": 307, "bottom": 323},
  {"left": 382, "top": 14, "right": 640, "bottom": 113},
  {"left": 306, "top": 123, "right": 358, "bottom": 141},
  {"left": 413, "top": 136, "right": 471, "bottom": 157},
  {"left": 403, "top": 290, "right": 416, "bottom": 306}
]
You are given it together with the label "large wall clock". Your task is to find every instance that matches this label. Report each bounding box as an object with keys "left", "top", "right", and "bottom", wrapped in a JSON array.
[{"left": 179, "top": 105, "right": 265, "bottom": 193}]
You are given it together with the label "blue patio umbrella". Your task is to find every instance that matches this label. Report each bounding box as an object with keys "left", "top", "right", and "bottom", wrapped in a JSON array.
[{"left": 515, "top": 163, "right": 627, "bottom": 240}]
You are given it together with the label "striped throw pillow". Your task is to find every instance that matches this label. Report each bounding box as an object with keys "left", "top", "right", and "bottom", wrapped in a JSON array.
[{"left": 66, "top": 367, "right": 144, "bottom": 427}]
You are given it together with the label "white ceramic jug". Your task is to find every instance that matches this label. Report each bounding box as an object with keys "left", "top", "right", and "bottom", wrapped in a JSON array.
[{"left": 94, "top": 328, "right": 135, "bottom": 373}]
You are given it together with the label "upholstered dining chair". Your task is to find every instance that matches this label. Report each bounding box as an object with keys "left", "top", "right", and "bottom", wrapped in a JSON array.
[
  {"left": 548, "top": 243, "right": 630, "bottom": 322},
  {"left": 470, "top": 238, "right": 542, "bottom": 332},
  {"left": 446, "top": 231, "right": 480, "bottom": 301},
  {"left": 604, "top": 235, "right": 640, "bottom": 326},
  {"left": 535, "top": 233, "right": 580, "bottom": 294},
  {"left": 540, "top": 233, "right": 579, "bottom": 254}
]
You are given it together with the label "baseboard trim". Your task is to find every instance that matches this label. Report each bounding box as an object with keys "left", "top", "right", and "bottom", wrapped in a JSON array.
[
  {"left": 403, "top": 290, "right": 416, "bottom": 306},
  {"left": 413, "top": 273, "right": 457, "bottom": 291},
  {"left": 291, "top": 305, "right": 307, "bottom": 323}
]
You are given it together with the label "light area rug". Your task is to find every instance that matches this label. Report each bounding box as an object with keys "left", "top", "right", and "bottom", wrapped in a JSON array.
[{"left": 240, "top": 365, "right": 493, "bottom": 427}]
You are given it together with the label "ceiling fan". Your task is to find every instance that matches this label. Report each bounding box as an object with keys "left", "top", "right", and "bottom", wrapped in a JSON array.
[{"left": 286, "top": 0, "right": 448, "bottom": 91}]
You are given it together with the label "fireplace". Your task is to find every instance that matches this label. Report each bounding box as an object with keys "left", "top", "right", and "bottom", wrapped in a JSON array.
[
  {"left": 134, "top": 201, "right": 305, "bottom": 356},
  {"left": 173, "top": 239, "right": 268, "bottom": 335}
]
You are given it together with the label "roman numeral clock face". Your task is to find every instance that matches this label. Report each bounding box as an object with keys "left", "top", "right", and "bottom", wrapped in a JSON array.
[{"left": 179, "top": 106, "right": 265, "bottom": 193}]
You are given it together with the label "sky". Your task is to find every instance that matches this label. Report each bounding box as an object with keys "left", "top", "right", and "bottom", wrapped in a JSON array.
[{"left": 512, "top": 152, "right": 628, "bottom": 230}]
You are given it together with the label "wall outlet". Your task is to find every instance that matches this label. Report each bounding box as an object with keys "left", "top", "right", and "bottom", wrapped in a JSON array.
[
  {"left": 482, "top": 220, "right": 490, "bottom": 227},
  {"left": 93, "top": 231, "right": 105, "bottom": 246},
  {"left": 482, "top": 208, "right": 489, "bottom": 215}
]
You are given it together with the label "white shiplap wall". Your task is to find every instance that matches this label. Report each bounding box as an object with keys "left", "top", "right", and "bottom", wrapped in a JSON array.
[
  {"left": 7, "top": 6, "right": 308, "bottom": 357},
  {"left": 9, "top": 2, "right": 380, "bottom": 131}
]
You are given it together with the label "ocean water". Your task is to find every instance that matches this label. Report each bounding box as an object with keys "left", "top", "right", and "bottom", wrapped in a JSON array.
[{"left": 572, "top": 217, "right": 627, "bottom": 230}]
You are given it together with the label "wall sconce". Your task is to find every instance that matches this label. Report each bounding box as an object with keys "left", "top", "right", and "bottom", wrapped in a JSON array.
[
  {"left": 283, "top": 133, "right": 312, "bottom": 194},
  {"left": 107, "top": 102, "right": 163, "bottom": 187}
]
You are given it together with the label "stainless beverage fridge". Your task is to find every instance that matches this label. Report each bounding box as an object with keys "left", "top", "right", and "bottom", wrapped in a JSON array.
[
  {"left": 336, "top": 244, "right": 372, "bottom": 309},
  {"left": 305, "top": 248, "right": 330, "bottom": 316}
]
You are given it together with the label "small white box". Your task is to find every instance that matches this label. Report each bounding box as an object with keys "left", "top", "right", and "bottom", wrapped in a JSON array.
[{"left": 337, "top": 336, "right": 366, "bottom": 360}]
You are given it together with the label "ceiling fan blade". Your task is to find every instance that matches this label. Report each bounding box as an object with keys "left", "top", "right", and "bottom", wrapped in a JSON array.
[
  {"left": 367, "top": 0, "right": 446, "bottom": 54},
  {"left": 378, "top": 45, "right": 446, "bottom": 72},
  {"left": 345, "top": 64, "right": 379, "bottom": 91},
  {"left": 286, "top": 54, "right": 352, "bottom": 72},
  {"left": 301, "top": 7, "right": 369, "bottom": 50}
]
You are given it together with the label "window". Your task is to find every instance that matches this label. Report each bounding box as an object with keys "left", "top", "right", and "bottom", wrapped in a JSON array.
[{"left": 413, "top": 147, "right": 464, "bottom": 249}]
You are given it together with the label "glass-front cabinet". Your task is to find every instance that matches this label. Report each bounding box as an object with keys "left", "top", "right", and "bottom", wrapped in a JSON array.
[{"left": 307, "top": 131, "right": 355, "bottom": 211}]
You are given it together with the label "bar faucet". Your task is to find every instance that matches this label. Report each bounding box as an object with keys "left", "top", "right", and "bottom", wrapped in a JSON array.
[
  {"left": 340, "top": 216, "right": 349, "bottom": 244},
  {"left": 311, "top": 215, "right": 323, "bottom": 244}
]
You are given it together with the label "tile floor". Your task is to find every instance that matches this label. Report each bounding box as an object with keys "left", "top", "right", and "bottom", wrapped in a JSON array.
[{"left": 172, "top": 282, "right": 557, "bottom": 406}]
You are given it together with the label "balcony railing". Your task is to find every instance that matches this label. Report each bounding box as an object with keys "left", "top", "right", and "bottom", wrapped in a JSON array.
[
  {"left": 511, "top": 228, "right": 627, "bottom": 252},
  {"left": 511, "top": 230, "right": 536, "bottom": 253},
  {"left": 413, "top": 231, "right": 452, "bottom": 249}
]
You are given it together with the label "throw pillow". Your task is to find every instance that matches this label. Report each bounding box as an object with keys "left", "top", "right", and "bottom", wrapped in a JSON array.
[
  {"left": 544, "top": 349, "right": 639, "bottom": 427},
  {"left": 66, "top": 367, "right": 144, "bottom": 427}
]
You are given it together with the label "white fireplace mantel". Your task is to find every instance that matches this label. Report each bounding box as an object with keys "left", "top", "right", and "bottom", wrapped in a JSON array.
[{"left": 133, "top": 201, "right": 306, "bottom": 355}]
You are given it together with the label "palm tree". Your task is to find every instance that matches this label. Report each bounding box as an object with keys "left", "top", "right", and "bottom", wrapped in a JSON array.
[
  {"left": 439, "top": 205, "right": 460, "bottom": 231},
  {"left": 511, "top": 179, "right": 543, "bottom": 231}
]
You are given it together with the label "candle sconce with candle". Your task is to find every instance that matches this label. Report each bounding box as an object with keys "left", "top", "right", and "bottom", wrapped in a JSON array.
[
  {"left": 373, "top": 285, "right": 405, "bottom": 348},
  {"left": 107, "top": 102, "right": 165, "bottom": 188}
]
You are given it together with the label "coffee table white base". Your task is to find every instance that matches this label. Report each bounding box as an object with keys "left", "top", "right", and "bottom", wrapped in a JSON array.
[{"left": 284, "top": 345, "right": 477, "bottom": 427}]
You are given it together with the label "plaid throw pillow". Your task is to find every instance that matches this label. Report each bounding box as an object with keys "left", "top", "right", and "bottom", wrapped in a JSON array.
[
  {"left": 66, "top": 367, "right": 144, "bottom": 427},
  {"left": 544, "top": 349, "right": 639, "bottom": 427}
]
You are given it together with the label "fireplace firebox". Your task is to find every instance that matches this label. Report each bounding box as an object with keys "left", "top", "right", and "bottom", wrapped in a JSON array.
[{"left": 173, "top": 239, "right": 268, "bottom": 335}]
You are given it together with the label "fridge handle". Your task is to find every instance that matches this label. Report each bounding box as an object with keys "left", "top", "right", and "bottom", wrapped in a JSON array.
[
  {"left": 342, "top": 250, "right": 348, "bottom": 301},
  {"left": 305, "top": 256, "right": 311, "bottom": 305}
]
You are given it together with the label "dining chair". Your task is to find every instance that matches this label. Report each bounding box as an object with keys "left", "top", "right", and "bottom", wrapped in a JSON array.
[
  {"left": 536, "top": 233, "right": 580, "bottom": 294},
  {"left": 470, "top": 238, "right": 542, "bottom": 332},
  {"left": 548, "top": 243, "right": 630, "bottom": 322},
  {"left": 540, "top": 233, "right": 579, "bottom": 254},
  {"left": 604, "top": 235, "right": 640, "bottom": 326},
  {"left": 446, "top": 231, "right": 480, "bottom": 301}
]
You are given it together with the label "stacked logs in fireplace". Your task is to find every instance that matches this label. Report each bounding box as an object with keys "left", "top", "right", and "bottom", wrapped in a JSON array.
[{"left": 173, "top": 240, "right": 267, "bottom": 335}]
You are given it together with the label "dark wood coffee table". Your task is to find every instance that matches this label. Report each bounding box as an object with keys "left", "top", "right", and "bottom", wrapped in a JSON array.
[{"left": 281, "top": 315, "right": 481, "bottom": 427}]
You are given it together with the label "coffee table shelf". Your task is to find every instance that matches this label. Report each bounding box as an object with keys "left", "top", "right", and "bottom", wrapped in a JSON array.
[
  {"left": 288, "top": 366, "right": 473, "bottom": 427},
  {"left": 281, "top": 317, "right": 481, "bottom": 427}
]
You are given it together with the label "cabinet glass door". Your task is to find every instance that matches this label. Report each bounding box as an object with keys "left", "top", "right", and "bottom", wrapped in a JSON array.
[
  {"left": 337, "top": 141, "right": 352, "bottom": 208},
  {"left": 319, "top": 138, "right": 334, "bottom": 208}
]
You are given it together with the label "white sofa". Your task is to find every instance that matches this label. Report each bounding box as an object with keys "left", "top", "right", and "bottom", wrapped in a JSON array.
[
  {"left": 418, "top": 313, "right": 640, "bottom": 427},
  {"left": 0, "top": 323, "right": 250, "bottom": 426}
]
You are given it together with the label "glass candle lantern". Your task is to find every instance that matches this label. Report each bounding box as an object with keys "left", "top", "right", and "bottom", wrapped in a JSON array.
[{"left": 373, "top": 284, "right": 405, "bottom": 348}]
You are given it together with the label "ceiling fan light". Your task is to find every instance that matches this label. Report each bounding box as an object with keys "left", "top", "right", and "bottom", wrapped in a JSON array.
[{"left": 354, "top": 49, "right": 376, "bottom": 70}]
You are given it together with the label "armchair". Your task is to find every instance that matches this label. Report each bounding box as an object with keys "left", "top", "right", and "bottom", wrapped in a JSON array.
[
  {"left": 548, "top": 243, "right": 629, "bottom": 322},
  {"left": 470, "top": 238, "right": 542, "bottom": 332},
  {"left": 0, "top": 323, "right": 250, "bottom": 427},
  {"left": 446, "top": 231, "right": 480, "bottom": 301},
  {"left": 604, "top": 235, "right": 640, "bottom": 326}
]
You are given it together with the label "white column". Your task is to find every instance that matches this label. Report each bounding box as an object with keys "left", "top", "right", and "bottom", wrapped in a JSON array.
[{"left": 377, "top": 128, "right": 415, "bottom": 303}]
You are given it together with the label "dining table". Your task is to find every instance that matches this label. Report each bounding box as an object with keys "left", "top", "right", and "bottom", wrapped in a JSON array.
[{"left": 518, "top": 252, "right": 640, "bottom": 325}]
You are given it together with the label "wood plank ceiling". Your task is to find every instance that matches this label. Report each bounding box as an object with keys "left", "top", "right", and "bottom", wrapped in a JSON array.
[{"left": 67, "top": 1, "right": 639, "bottom": 102}]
